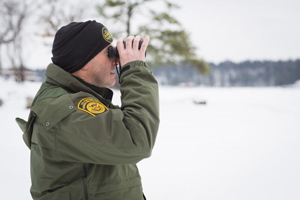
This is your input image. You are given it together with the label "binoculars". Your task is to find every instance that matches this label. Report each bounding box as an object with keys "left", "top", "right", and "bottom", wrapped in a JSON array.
[{"left": 108, "top": 40, "right": 145, "bottom": 59}]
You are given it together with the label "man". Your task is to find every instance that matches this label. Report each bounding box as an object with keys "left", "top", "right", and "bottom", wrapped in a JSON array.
[{"left": 16, "top": 20, "right": 159, "bottom": 200}]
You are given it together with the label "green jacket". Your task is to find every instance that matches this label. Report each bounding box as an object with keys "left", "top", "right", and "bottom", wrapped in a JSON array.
[{"left": 16, "top": 61, "right": 159, "bottom": 200}]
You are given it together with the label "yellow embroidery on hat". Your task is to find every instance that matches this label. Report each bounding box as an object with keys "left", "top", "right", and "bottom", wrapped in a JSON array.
[
  {"left": 78, "top": 97, "right": 109, "bottom": 117},
  {"left": 102, "top": 27, "right": 113, "bottom": 43}
]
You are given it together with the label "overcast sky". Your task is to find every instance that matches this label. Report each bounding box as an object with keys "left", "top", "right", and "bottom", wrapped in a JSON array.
[
  {"left": 21, "top": 0, "right": 300, "bottom": 68},
  {"left": 172, "top": 0, "right": 300, "bottom": 63}
]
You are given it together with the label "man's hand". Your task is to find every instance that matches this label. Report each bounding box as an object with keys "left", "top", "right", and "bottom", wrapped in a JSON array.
[{"left": 117, "top": 35, "right": 150, "bottom": 67}]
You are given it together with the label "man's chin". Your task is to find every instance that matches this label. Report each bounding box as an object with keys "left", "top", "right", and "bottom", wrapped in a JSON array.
[{"left": 108, "top": 79, "right": 116, "bottom": 88}]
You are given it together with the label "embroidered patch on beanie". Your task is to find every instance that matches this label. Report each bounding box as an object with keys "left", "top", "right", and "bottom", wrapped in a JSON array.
[{"left": 102, "top": 27, "right": 113, "bottom": 43}]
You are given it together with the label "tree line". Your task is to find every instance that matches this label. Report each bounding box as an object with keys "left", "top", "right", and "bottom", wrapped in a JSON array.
[
  {"left": 152, "top": 59, "right": 300, "bottom": 86},
  {"left": 31, "top": 59, "right": 300, "bottom": 87}
]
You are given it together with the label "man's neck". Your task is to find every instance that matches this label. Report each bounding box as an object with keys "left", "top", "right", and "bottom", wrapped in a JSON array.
[{"left": 72, "top": 75, "right": 113, "bottom": 101}]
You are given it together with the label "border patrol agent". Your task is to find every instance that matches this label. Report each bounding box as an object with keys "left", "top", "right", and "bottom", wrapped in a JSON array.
[{"left": 16, "top": 20, "right": 159, "bottom": 200}]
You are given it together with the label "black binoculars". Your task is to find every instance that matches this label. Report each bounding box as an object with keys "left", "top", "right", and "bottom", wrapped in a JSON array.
[{"left": 108, "top": 40, "right": 145, "bottom": 59}]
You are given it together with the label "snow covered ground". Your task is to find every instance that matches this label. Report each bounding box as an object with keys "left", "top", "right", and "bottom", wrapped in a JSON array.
[{"left": 1, "top": 78, "right": 300, "bottom": 200}]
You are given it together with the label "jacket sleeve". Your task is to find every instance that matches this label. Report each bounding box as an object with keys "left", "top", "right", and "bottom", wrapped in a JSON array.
[{"left": 55, "top": 61, "right": 160, "bottom": 165}]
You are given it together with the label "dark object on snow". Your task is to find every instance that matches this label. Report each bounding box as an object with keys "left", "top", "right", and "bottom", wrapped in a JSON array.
[
  {"left": 193, "top": 100, "right": 207, "bottom": 105},
  {"left": 0, "top": 99, "right": 3, "bottom": 107}
]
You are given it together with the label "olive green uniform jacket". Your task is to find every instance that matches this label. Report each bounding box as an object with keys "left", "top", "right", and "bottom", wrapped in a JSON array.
[{"left": 16, "top": 61, "right": 160, "bottom": 200}]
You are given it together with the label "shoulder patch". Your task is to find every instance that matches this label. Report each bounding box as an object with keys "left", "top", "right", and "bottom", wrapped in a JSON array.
[
  {"left": 78, "top": 97, "right": 109, "bottom": 117},
  {"left": 102, "top": 27, "right": 113, "bottom": 43}
]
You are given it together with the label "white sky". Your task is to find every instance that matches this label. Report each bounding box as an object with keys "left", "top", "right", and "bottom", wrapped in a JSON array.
[
  {"left": 172, "top": 0, "right": 300, "bottom": 63},
  {"left": 17, "top": 0, "right": 300, "bottom": 68}
]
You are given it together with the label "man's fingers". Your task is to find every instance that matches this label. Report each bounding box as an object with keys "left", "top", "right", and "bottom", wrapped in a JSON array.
[
  {"left": 140, "top": 35, "right": 150, "bottom": 54},
  {"left": 117, "top": 34, "right": 149, "bottom": 66},
  {"left": 126, "top": 36, "right": 134, "bottom": 49},
  {"left": 133, "top": 35, "right": 141, "bottom": 50}
]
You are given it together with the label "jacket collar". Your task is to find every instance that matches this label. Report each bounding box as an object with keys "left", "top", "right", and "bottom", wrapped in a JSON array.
[{"left": 45, "top": 63, "right": 113, "bottom": 102}]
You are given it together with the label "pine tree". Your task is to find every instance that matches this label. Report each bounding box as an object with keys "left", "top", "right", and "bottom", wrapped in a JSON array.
[{"left": 96, "top": 0, "right": 210, "bottom": 74}]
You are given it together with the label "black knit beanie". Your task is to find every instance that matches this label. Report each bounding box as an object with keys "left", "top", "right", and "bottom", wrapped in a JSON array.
[{"left": 51, "top": 20, "right": 113, "bottom": 73}]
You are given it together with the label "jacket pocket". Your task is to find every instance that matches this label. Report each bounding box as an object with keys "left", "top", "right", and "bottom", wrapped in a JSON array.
[{"left": 60, "top": 191, "right": 71, "bottom": 200}]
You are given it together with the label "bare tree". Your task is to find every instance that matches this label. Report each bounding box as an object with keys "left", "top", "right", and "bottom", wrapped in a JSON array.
[
  {"left": 38, "top": 0, "right": 86, "bottom": 46},
  {"left": 0, "top": 0, "right": 41, "bottom": 82}
]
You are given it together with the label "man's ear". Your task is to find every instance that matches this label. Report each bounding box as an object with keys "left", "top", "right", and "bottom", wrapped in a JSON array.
[
  {"left": 82, "top": 63, "right": 89, "bottom": 70},
  {"left": 72, "top": 63, "right": 89, "bottom": 76}
]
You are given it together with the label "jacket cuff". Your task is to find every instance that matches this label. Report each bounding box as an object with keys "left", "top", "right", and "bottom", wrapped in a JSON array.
[{"left": 119, "top": 61, "right": 148, "bottom": 81}]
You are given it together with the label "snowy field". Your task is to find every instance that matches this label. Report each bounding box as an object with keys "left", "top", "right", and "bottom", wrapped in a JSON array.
[{"left": 1, "top": 78, "right": 300, "bottom": 200}]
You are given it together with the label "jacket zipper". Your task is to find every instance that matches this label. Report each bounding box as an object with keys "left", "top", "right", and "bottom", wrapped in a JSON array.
[{"left": 83, "top": 164, "right": 89, "bottom": 200}]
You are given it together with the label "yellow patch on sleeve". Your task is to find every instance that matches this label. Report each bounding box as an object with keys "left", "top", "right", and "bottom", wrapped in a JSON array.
[{"left": 77, "top": 97, "right": 109, "bottom": 117}]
